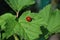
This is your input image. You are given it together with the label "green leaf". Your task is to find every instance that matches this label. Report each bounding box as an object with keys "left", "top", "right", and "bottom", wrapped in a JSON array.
[
  {"left": 2, "top": 19, "right": 17, "bottom": 39},
  {"left": 39, "top": 4, "right": 51, "bottom": 25},
  {"left": 0, "top": 13, "right": 16, "bottom": 39},
  {"left": 47, "top": 9, "right": 60, "bottom": 33},
  {"left": 0, "top": 17, "right": 6, "bottom": 30},
  {"left": 5, "top": 0, "right": 35, "bottom": 12},
  {"left": 39, "top": 4, "right": 60, "bottom": 39},
  {"left": 38, "top": 5, "right": 51, "bottom": 39},
  {"left": 45, "top": 9, "right": 60, "bottom": 39},
  {"left": 5, "top": 19, "right": 17, "bottom": 39},
  {"left": 0, "top": 13, "right": 16, "bottom": 30},
  {"left": 18, "top": 11, "right": 42, "bottom": 40},
  {"left": 0, "top": 13, "right": 16, "bottom": 20},
  {"left": 14, "top": 22, "right": 21, "bottom": 36}
]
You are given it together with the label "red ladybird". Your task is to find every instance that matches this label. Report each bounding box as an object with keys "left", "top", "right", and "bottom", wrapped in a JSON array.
[{"left": 26, "top": 16, "right": 32, "bottom": 22}]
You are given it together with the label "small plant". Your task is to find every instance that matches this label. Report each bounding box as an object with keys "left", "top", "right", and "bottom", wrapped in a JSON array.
[
  {"left": 0, "top": 0, "right": 42, "bottom": 40},
  {"left": 0, "top": 0, "right": 60, "bottom": 40}
]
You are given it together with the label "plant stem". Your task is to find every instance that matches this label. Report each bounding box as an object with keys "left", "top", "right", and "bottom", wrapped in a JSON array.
[
  {"left": 14, "top": 35, "right": 19, "bottom": 40},
  {"left": 15, "top": 11, "right": 19, "bottom": 21},
  {"left": 16, "top": 11, "right": 19, "bottom": 18}
]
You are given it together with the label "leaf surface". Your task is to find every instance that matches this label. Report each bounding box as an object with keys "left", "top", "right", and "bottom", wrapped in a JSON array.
[
  {"left": 0, "top": 13, "right": 16, "bottom": 39},
  {"left": 18, "top": 11, "right": 42, "bottom": 40},
  {"left": 5, "top": 0, "right": 35, "bottom": 12}
]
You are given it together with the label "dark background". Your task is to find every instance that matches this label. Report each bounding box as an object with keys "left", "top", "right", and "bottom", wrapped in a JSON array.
[{"left": 0, "top": 0, "right": 15, "bottom": 15}]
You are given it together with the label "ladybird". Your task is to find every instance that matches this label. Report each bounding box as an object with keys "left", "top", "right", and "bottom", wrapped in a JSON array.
[{"left": 26, "top": 16, "right": 32, "bottom": 22}]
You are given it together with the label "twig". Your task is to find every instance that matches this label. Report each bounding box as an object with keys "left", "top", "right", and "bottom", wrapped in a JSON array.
[
  {"left": 16, "top": 11, "right": 19, "bottom": 18},
  {"left": 14, "top": 35, "right": 19, "bottom": 40}
]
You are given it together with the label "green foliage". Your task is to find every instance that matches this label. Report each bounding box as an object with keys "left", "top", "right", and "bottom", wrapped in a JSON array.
[
  {"left": 5, "top": 0, "right": 35, "bottom": 12},
  {"left": 1, "top": 0, "right": 44, "bottom": 40},
  {"left": 0, "top": 13, "right": 16, "bottom": 20},
  {"left": 39, "top": 4, "right": 60, "bottom": 39},
  {"left": 39, "top": 4, "right": 51, "bottom": 25},
  {"left": 0, "top": 17, "right": 6, "bottom": 30},
  {"left": 1, "top": 0, "right": 60, "bottom": 40},
  {"left": 0, "top": 13, "right": 16, "bottom": 30},
  {"left": 0, "top": 11, "right": 43, "bottom": 40},
  {"left": 0, "top": 13, "right": 16, "bottom": 39},
  {"left": 2, "top": 19, "right": 17, "bottom": 39},
  {"left": 18, "top": 11, "right": 42, "bottom": 40},
  {"left": 47, "top": 9, "right": 60, "bottom": 33}
]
